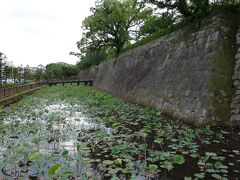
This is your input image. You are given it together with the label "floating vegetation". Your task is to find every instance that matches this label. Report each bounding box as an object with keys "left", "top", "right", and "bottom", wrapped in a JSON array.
[{"left": 0, "top": 85, "right": 239, "bottom": 179}]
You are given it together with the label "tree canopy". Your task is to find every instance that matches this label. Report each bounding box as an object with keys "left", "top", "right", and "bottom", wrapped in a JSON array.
[
  {"left": 77, "top": 0, "right": 151, "bottom": 55},
  {"left": 76, "top": 50, "right": 107, "bottom": 70},
  {"left": 139, "top": 12, "right": 176, "bottom": 37},
  {"left": 147, "top": 0, "right": 240, "bottom": 18},
  {"left": 45, "top": 63, "right": 78, "bottom": 79},
  {"left": 70, "top": 0, "right": 240, "bottom": 71},
  {"left": 147, "top": 0, "right": 210, "bottom": 17}
]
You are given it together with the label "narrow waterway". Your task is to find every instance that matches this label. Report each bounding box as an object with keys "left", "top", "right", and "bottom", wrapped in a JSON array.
[{"left": 0, "top": 85, "right": 239, "bottom": 180}]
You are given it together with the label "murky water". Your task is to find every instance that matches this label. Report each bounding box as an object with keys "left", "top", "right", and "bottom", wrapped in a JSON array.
[
  {"left": 0, "top": 100, "right": 107, "bottom": 179},
  {"left": 0, "top": 88, "right": 239, "bottom": 180}
]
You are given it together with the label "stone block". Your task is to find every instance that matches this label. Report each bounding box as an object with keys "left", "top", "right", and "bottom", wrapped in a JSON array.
[
  {"left": 231, "top": 108, "right": 240, "bottom": 115},
  {"left": 236, "top": 90, "right": 240, "bottom": 95},
  {"left": 235, "top": 53, "right": 240, "bottom": 59},
  {"left": 233, "top": 80, "right": 240, "bottom": 86},
  {"left": 232, "top": 75, "right": 240, "bottom": 80},
  {"left": 210, "top": 31, "right": 219, "bottom": 41},
  {"left": 231, "top": 102, "right": 236, "bottom": 109},
  {"left": 235, "top": 59, "right": 240, "bottom": 64},
  {"left": 236, "top": 33, "right": 240, "bottom": 44},
  {"left": 234, "top": 64, "right": 240, "bottom": 72},
  {"left": 234, "top": 95, "right": 240, "bottom": 101},
  {"left": 231, "top": 114, "right": 240, "bottom": 121}
]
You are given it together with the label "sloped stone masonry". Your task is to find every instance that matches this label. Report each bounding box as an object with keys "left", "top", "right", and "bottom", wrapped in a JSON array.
[
  {"left": 79, "top": 13, "right": 240, "bottom": 126},
  {"left": 231, "top": 24, "right": 240, "bottom": 124}
]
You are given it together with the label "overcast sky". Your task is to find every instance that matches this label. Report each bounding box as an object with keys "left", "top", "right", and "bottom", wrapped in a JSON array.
[{"left": 0, "top": 0, "right": 96, "bottom": 67}]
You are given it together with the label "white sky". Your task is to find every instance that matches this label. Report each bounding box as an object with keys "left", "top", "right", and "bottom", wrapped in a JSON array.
[{"left": 0, "top": 0, "right": 96, "bottom": 67}]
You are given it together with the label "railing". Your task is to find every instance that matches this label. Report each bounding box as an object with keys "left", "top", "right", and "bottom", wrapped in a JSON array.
[
  {"left": 48, "top": 76, "right": 79, "bottom": 83},
  {"left": 0, "top": 82, "right": 46, "bottom": 99},
  {"left": 47, "top": 76, "right": 93, "bottom": 86}
]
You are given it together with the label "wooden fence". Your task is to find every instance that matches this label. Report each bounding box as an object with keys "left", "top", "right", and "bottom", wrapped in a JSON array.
[
  {"left": 0, "top": 82, "right": 46, "bottom": 99},
  {"left": 48, "top": 76, "right": 79, "bottom": 83}
]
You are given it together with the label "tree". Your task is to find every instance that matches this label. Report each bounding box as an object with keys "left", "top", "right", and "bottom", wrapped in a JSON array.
[
  {"left": 77, "top": 0, "right": 151, "bottom": 55},
  {"left": 147, "top": 0, "right": 210, "bottom": 18},
  {"left": 76, "top": 50, "right": 107, "bottom": 70},
  {"left": 3, "top": 65, "right": 11, "bottom": 81},
  {"left": 45, "top": 63, "right": 64, "bottom": 79},
  {"left": 45, "top": 63, "right": 78, "bottom": 79},
  {"left": 139, "top": 12, "right": 176, "bottom": 37},
  {"left": 212, "top": 0, "right": 240, "bottom": 5},
  {"left": 13, "top": 67, "right": 20, "bottom": 82},
  {"left": 61, "top": 64, "right": 78, "bottom": 77},
  {"left": 23, "top": 65, "right": 30, "bottom": 83},
  {"left": 147, "top": 0, "right": 240, "bottom": 18},
  {"left": 34, "top": 64, "right": 45, "bottom": 81},
  {"left": 17, "top": 65, "right": 24, "bottom": 83}
]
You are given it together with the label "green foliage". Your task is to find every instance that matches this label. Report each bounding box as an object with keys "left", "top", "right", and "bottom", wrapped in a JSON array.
[
  {"left": 76, "top": 50, "right": 107, "bottom": 70},
  {"left": 149, "top": 164, "right": 158, "bottom": 173},
  {"left": 114, "top": 158, "right": 122, "bottom": 166},
  {"left": 122, "top": 18, "right": 189, "bottom": 52},
  {"left": 210, "top": 2, "right": 240, "bottom": 15},
  {"left": 12, "top": 67, "right": 20, "bottom": 81},
  {"left": 48, "top": 163, "right": 63, "bottom": 178},
  {"left": 112, "top": 143, "right": 135, "bottom": 158},
  {"left": 194, "top": 172, "right": 205, "bottom": 179},
  {"left": 0, "top": 85, "right": 239, "bottom": 179},
  {"left": 71, "top": 0, "right": 240, "bottom": 71},
  {"left": 34, "top": 64, "right": 45, "bottom": 81},
  {"left": 147, "top": 0, "right": 210, "bottom": 18},
  {"left": 123, "top": 5, "right": 239, "bottom": 53},
  {"left": 147, "top": 0, "right": 240, "bottom": 18},
  {"left": 45, "top": 62, "right": 78, "bottom": 79},
  {"left": 171, "top": 155, "right": 185, "bottom": 165},
  {"left": 212, "top": 0, "right": 240, "bottom": 5},
  {"left": 2, "top": 65, "right": 12, "bottom": 80},
  {"left": 139, "top": 12, "right": 177, "bottom": 37},
  {"left": 76, "top": 0, "right": 150, "bottom": 55},
  {"left": 28, "top": 151, "right": 42, "bottom": 161}
]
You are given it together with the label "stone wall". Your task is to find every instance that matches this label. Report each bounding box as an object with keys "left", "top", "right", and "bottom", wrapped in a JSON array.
[
  {"left": 231, "top": 21, "right": 240, "bottom": 125},
  {"left": 79, "top": 13, "right": 240, "bottom": 126},
  {"left": 78, "top": 66, "right": 99, "bottom": 82}
]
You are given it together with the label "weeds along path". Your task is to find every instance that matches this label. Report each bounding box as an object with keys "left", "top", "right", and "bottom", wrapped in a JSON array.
[{"left": 0, "top": 85, "right": 239, "bottom": 179}]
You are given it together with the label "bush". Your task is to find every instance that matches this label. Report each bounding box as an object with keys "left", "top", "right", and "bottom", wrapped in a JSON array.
[{"left": 76, "top": 50, "right": 107, "bottom": 70}]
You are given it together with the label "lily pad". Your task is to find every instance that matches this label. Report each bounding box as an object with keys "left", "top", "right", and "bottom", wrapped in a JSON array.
[
  {"left": 103, "top": 160, "right": 114, "bottom": 166},
  {"left": 172, "top": 155, "right": 185, "bottom": 165},
  {"left": 114, "top": 158, "right": 122, "bottom": 166},
  {"left": 28, "top": 151, "right": 42, "bottom": 161},
  {"left": 194, "top": 173, "right": 205, "bottom": 179},
  {"left": 149, "top": 164, "right": 158, "bottom": 173},
  {"left": 48, "top": 163, "right": 63, "bottom": 178}
]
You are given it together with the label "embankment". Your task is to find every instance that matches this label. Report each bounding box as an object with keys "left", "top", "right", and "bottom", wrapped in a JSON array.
[{"left": 79, "top": 13, "right": 240, "bottom": 126}]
